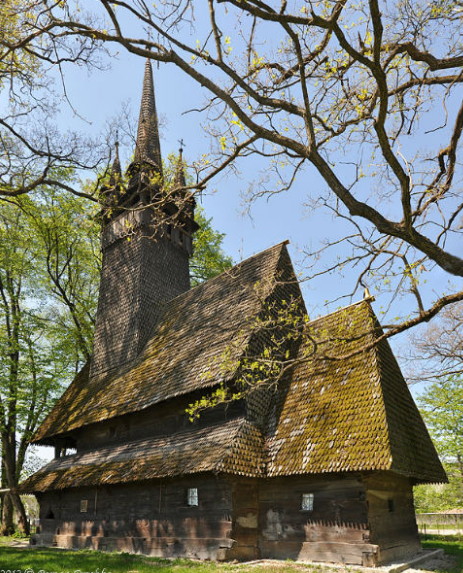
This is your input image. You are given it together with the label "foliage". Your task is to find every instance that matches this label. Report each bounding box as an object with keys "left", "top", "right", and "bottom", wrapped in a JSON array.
[
  {"left": 418, "top": 377, "right": 463, "bottom": 470},
  {"left": 191, "top": 206, "right": 234, "bottom": 286},
  {"left": 414, "top": 377, "right": 463, "bottom": 513},
  {"left": 414, "top": 465, "right": 463, "bottom": 513},
  {"left": 0, "top": 189, "right": 100, "bottom": 534}
]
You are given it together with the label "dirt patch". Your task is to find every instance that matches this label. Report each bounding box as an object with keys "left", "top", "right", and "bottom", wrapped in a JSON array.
[{"left": 402, "top": 553, "right": 458, "bottom": 573}]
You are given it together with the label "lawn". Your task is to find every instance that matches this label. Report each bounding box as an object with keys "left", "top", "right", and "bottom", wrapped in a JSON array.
[
  {"left": 0, "top": 544, "right": 318, "bottom": 573},
  {"left": 0, "top": 546, "right": 217, "bottom": 573},
  {"left": 0, "top": 536, "right": 462, "bottom": 573},
  {"left": 421, "top": 535, "right": 463, "bottom": 573}
]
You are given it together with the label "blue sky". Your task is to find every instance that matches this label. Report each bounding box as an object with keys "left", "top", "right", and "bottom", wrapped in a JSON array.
[
  {"left": 60, "top": 52, "right": 370, "bottom": 313},
  {"left": 48, "top": 38, "right": 461, "bottom": 395}
]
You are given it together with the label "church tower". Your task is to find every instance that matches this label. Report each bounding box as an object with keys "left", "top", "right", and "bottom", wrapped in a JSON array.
[{"left": 91, "top": 60, "right": 198, "bottom": 378}]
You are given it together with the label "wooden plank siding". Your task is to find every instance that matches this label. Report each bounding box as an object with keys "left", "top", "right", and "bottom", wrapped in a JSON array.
[
  {"left": 364, "top": 473, "right": 420, "bottom": 563},
  {"left": 33, "top": 472, "right": 421, "bottom": 565},
  {"left": 257, "top": 474, "right": 377, "bottom": 565},
  {"left": 35, "top": 476, "right": 234, "bottom": 560}
]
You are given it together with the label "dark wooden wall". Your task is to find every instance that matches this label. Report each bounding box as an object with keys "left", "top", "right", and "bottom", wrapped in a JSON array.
[
  {"left": 34, "top": 471, "right": 421, "bottom": 565},
  {"left": 364, "top": 472, "right": 420, "bottom": 563},
  {"left": 256, "top": 474, "right": 377, "bottom": 565},
  {"left": 35, "top": 475, "right": 234, "bottom": 559},
  {"left": 74, "top": 394, "right": 244, "bottom": 452}
]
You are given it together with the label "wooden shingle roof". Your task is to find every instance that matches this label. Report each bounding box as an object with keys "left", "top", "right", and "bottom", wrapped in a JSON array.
[
  {"left": 21, "top": 418, "right": 266, "bottom": 492},
  {"left": 25, "top": 244, "right": 446, "bottom": 492},
  {"left": 32, "top": 242, "right": 291, "bottom": 444},
  {"left": 267, "top": 300, "right": 447, "bottom": 484}
]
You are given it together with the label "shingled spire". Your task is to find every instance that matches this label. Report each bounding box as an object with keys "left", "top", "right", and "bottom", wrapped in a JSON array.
[
  {"left": 109, "top": 140, "right": 122, "bottom": 186},
  {"left": 90, "top": 60, "right": 198, "bottom": 379},
  {"left": 173, "top": 144, "right": 186, "bottom": 189},
  {"left": 133, "top": 59, "right": 162, "bottom": 172}
]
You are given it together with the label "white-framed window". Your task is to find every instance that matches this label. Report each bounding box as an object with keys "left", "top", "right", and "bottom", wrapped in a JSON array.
[
  {"left": 301, "top": 493, "right": 314, "bottom": 511},
  {"left": 187, "top": 487, "right": 198, "bottom": 507},
  {"left": 80, "top": 499, "right": 88, "bottom": 513}
]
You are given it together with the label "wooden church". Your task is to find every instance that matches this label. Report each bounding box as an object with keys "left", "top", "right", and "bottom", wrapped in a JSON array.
[{"left": 21, "top": 60, "right": 447, "bottom": 566}]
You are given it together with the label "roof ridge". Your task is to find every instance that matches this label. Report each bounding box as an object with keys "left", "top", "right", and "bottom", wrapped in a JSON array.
[
  {"left": 306, "top": 297, "right": 374, "bottom": 328},
  {"left": 184, "top": 240, "right": 290, "bottom": 297}
]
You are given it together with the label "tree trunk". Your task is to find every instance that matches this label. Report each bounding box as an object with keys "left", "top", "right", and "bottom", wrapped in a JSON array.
[
  {"left": 10, "top": 491, "right": 29, "bottom": 536},
  {"left": 0, "top": 493, "right": 14, "bottom": 536},
  {"left": 1, "top": 436, "right": 30, "bottom": 536}
]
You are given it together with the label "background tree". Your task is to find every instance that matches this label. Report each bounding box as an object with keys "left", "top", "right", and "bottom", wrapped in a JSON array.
[
  {"left": 414, "top": 376, "right": 463, "bottom": 512},
  {"left": 0, "top": 189, "right": 100, "bottom": 535},
  {"left": 191, "top": 205, "right": 234, "bottom": 285},
  {"left": 0, "top": 0, "right": 105, "bottom": 201},
  {"left": 29, "top": 0, "right": 463, "bottom": 344},
  {"left": 418, "top": 376, "right": 463, "bottom": 478},
  {"left": 408, "top": 302, "right": 463, "bottom": 383}
]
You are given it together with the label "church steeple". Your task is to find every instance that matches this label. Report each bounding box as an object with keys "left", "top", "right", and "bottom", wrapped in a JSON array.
[
  {"left": 133, "top": 59, "right": 162, "bottom": 172},
  {"left": 90, "top": 60, "right": 199, "bottom": 379}
]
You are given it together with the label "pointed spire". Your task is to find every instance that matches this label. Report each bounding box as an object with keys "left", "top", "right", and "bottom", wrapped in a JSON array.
[
  {"left": 134, "top": 59, "right": 162, "bottom": 173},
  {"left": 109, "top": 140, "right": 122, "bottom": 186},
  {"left": 173, "top": 142, "right": 186, "bottom": 190},
  {"left": 173, "top": 142, "right": 196, "bottom": 221}
]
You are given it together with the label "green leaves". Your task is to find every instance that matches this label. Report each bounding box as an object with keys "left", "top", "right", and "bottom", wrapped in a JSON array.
[
  {"left": 0, "top": 187, "right": 100, "bottom": 488},
  {"left": 191, "top": 205, "right": 234, "bottom": 286},
  {"left": 416, "top": 376, "right": 463, "bottom": 511},
  {"left": 418, "top": 376, "right": 463, "bottom": 463}
]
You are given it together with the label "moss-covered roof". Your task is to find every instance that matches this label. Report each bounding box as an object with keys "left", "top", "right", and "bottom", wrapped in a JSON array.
[
  {"left": 267, "top": 301, "right": 447, "bottom": 484},
  {"left": 21, "top": 418, "right": 266, "bottom": 492},
  {"left": 24, "top": 244, "right": 446, "bottom": 492},
  {"left": 33, "top": 242, "right": 291, "bottom": 444}
]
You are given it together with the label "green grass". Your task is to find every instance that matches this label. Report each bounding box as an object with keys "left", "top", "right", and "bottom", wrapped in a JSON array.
[
  {"left": 421, "top": 535, "right": 463, "bottom": 573},
  {"left": 0, "top": 547, "right": 221, "bottom": 573},
  {"left": 0, "top": 536, "right": 462, "bottom": 573},
  {"left": 0, "top": 546, "right": 315, "bottom": 573}
]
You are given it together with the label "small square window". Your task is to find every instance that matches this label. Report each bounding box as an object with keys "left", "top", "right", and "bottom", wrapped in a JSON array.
[
  {"left": 301, "top": 493, "right": 314, "bottom": 511},
  {"left": 80, "top": 499, "right": 88, "bottom": 513},
  {"left": 187, "top": 487, "right": 198, "bottom": 507}
]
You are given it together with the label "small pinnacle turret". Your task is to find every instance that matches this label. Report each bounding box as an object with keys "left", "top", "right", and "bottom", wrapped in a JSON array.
[
  {"left": 109, "top": 141, "right": 122, "bottom": 186},
  {"left": 99, "top": 140, "right": 123, "bottom": 218},
  {"left": 172, "top": 145, "right": 196, "bottom": 221},
  {"left": 173, "top": 145, "right": 187, "bottom": 190}
]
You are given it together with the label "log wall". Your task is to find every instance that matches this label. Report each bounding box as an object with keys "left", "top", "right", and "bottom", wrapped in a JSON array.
[
  {"left": 364, "top": 473, "right": 420, "bottom": 563},
  {"left": 35, "top": 475, "right": 234, "bottom": 560},
  {"left": 257, "top": 474, "right": 378, "bottom": 566},
  {"left": 33, "top": 471, "right": 421, "bottom": 565},
  {"left": 75, "top": 397, "right": 244, "bottom": 452}
]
